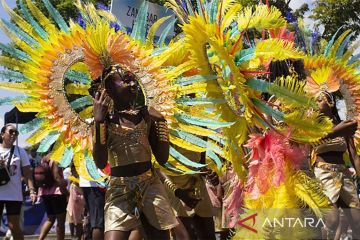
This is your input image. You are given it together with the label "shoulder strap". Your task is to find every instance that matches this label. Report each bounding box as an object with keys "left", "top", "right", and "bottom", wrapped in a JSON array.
[{"left": 6, "top": 146, "right": 15, "bottom": 169}]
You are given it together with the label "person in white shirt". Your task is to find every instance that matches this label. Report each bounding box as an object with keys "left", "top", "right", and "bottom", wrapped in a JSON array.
[
  {"left": 80, "top": 174, "right": 106, "bottom": 240},
  {"left": 0, "top": 124, "right": 36, "bottom": 240}
]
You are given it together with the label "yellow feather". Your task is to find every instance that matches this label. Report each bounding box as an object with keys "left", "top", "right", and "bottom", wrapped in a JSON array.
[
  {"left": 26, "top": 126, "right": 54, "bottom": 145},
  {"left": 284, "top": 111, "right": 333, "bottom": 143},
  {"left": 237, "top": 5, "right": 287, "bottom": 31},
  {"left": 0, "top": 21, "right": 36, "bottom": 55},
  {"left": 170, "top": 135, "right": 205, "bottom": 152},
  {"left": 50, "top": 138, "right": 66, "bottom": 162},
  {"left": 65, "top": 83, "right": 90, "bottom": 95},
  {"left": 176, "top": 123, "right": 225, "bottom": 140},
  {"left": 255, "top": 39, "right": 304, "bottom": 61},
  {"left": 147, "top": 16, "right": 172, "bottom": 46},
  {"left": 1, "top": 0, "right": 43, "bottom": 42},
  {"left": 222, "top": 3, "right": 242, "bottom": 30},
  {"left": 0, "top": 55, "right": 27, "bottom": 71},
  {"left": 166, "top": 60, "right": 197, "bottom": 79},
  {"left": 329, "top": 29, "right": 352, "bottom": 59},
  {"left": 25, "top": 0, "right": 56, "bottom": 33},
  {"left": 309, "top": 67, "right": 333, "bottom": 85},
  {"left": 70, "top": 62, "right": 91, "bottom": 73},
  {"left": 79, "top": 106, "right": 93, "bottom": 119},
  {"left": 73, "top": 152, "right": 93, "bottom": 181},
  {"left": 15, "top": 100, "right": 45, "bottom": 112}
]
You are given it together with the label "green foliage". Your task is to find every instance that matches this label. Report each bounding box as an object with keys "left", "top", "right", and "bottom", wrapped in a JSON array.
[
  {"left": 311, "top": 0, "right": 360, "bottom": 41},
  {"left": 148, "top": 0, "right": 167, "bottom": 5}
]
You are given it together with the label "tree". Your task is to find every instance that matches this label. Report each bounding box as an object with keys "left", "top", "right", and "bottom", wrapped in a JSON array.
[{"left": 311, "top": 0, "right": 360, "bottom": 41}]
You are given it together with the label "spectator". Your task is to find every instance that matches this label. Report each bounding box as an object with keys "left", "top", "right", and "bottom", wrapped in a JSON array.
[
  {"left": 67, "top": 165, "right": 85, "bottom": 240},
  {"left": 80, "top": 174, "right": 105, "bottom": 240},
  {"left": 36, "top": 154, "right": 68, "bottom": 240},
  {"left": 0, "top": 124, "right": 36, "bottom": 240}
]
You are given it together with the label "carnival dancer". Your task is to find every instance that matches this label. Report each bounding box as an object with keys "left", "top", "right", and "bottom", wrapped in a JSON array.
[
  {"left": 205, "top": 165, "right": 240, "bottom": 240},
  {"left": 158, "top": 148, "right": 217, "bottom": 240},
  {"left": 312, "top": 91, "right": 360, "bottom": 239},
  {"left": 91, "top": 65, "right": 178, "bottom": 240}
]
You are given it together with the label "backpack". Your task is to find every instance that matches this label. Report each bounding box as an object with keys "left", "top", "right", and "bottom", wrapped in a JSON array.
[{"left": 34, "top": 161, "right": 55, "bottom": 188}]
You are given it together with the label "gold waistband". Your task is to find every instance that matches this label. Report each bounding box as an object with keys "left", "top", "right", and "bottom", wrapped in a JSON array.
[
  {"left": 108, "top": 169, "right": 153, "bottom": 187},
  {"left": 315, "top": 161, "right": 347, "bottom": 172},
  {"left": 313, "top": 137, "right": 347, "bottom": 154}
]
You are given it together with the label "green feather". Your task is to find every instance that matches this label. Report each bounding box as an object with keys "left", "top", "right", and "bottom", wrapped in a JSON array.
[
  {"left": 324, "top": 26, "right": 344, "bottom": 56},
  {"left": 157, "top": 18, "right": 176, "bottom": 47},
  {"left": 163, "top": 162, "right": 200, "bottom": 175},
  {"left": 246, "top": 78, "right": 270, "bottom": 92},
  {"left": 269, "top": 76, "right": 315, "bottom": 108},
  {"left": 19, "top": 0, "right": 48, "bottom": 40},
  {"left": 0, "top": 96, "right": 27, "bottom": 106},
  {"left": 59, "top": 147, "right": 73, "bottom": 168},
  {"left": 19, "top": 118, "right": 43, "bottom": 134},
  {"left": 65, "top": 70, "right": 91, "bottom": 84},
  {"left": 1, "top": 19, "right": 38, "bottom": 46},
  {"left": 209, "top": 0, "right": 219, "bottom": 23},
  {"left": 175, "top": 74, "right": 217, "bottom": 86},
  {"left": 41, "top": 0, "right": 69, "bottom": 32},
  {"left": 206, "top": 150, "right": 222, "bottom": 171},
  {"left": 349, "top": 53, "right": 360, "bottom": 64},
  {"left": 235, "top": 48, "right": 255, "bottom": 65},
  {"left": 184, "top": 0, "right": 195, "bottom": 16},
  {"left": 130, "top": 1, "right": 148, "bottom": 43},
  {"left": 0, "top": 43, "right": 30, "bottom": 61},
  {"left": 170, "top": 146, "right": 207, "bottom": 168},
  {"left": 85, "top": 151, "right": 104, "bottom": 182},
  {"left": 37, "top": 131, "right": 60, "bottom": 153},
  {"left": 252, "top": 98, "right": 284, "bottom": 121},
  {"left": 0, "top": 70, "right": 30, "bottom": 82},
  {"left": 336, "top": 32, "right": 355, "bottom": 58},
  {"left": 176, "top": 97, "right": 225, "bottom": 105},
  {"left": 174, "top": 113, "right": 235, "bottom": 129},
  {"left": 70, "top": 96, "right": 92, "bottom": 110}
]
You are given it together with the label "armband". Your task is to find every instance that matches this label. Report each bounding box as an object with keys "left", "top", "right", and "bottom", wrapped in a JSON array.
[
  {"left": 94, "top": 122, "right": 107, "bottom": 145},
  {"left": 164, "top": 179, "right": 177, "bottom": 193},
  {"left": 155, "top": 121, "right": 169, "bottom": 142}
]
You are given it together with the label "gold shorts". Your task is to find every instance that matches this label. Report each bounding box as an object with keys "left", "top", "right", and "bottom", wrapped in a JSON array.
[
  {"left": 104, "top": 170, "right": 178, "bottom": 232},
  {"left": 166, "top": 174, "right": 215, "bottom": 218},
  {"left": 314, "top": 162, "right": 360, "bottom": 208}
]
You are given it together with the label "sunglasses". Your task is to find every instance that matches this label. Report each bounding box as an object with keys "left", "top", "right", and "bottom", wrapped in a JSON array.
[{"left": 7, "top": 129, "right": 19, "bottom": 136}]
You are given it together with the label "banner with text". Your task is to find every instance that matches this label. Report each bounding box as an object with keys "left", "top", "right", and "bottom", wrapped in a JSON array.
[{"left": 110, "top": 0, "right": 175, "bottom": 37}]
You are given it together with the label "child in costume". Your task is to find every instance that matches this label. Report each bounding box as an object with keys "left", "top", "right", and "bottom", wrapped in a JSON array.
[{"left": 91, "top": 65, "right": 178, "bottom": 240}]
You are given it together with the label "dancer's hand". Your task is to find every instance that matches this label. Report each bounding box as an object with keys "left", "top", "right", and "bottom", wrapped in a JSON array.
[
  {"left": 30, "top": 192, "right": 37, "bottom": 205},
  {"left": 93, "top": 89, "right": 109, "bottom": 122},
  {"left": 206, "top": 170, "right": 219, "bottom": 186},
  {"left": 0, "top": 159, "right": 5, "bottom": 168},
  {"left": 334, "top": 120, "right": 358, "bottom": 137},
  {"left": 175, "top": 188, "right": 201, "bottom": 209}
]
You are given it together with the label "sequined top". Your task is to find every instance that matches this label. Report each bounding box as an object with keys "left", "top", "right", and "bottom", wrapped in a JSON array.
[
  {"left": 313, "top": 137, "right": 347, "bottom": 154},
  {"left": 107, "top": 119, "right": 152, "bottom": 167}
]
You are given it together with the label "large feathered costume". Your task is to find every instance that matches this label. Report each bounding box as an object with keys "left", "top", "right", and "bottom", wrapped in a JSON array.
[{"left": 1, "top": 0, "right": 359, "bottom": 238}]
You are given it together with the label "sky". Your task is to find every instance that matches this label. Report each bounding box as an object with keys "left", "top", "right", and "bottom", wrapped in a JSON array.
[{"left": 0, "top": 0, "right": 354, "bottom": 146}]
